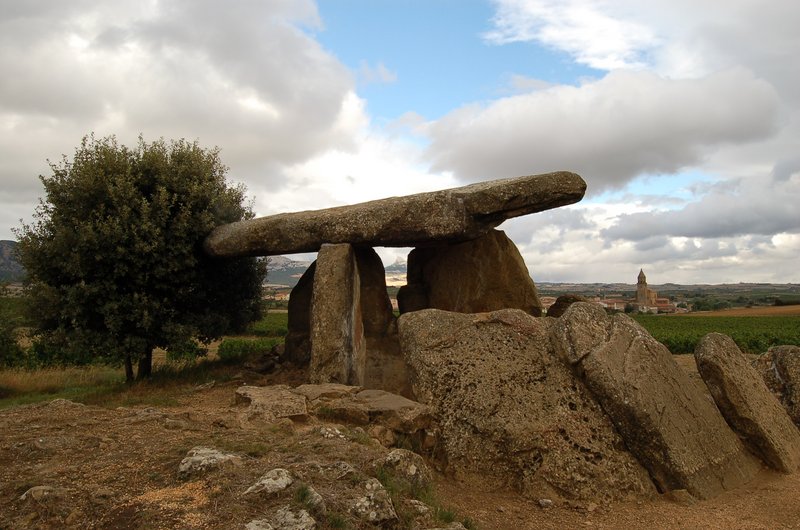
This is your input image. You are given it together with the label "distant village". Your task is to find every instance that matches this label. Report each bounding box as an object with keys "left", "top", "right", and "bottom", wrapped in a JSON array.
[
  {"left": 264, "top": 265, "right": 689, "bottom": 315},
  {"left": 539, "top": 269, "right": 684, "bottom": 315}
]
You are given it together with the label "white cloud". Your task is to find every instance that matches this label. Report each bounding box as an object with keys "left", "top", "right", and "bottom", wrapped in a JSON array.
[
  {"left": 0, "top": 0, "right": 354, "bottom": 236},
  {"left": 485, "top": 0, "right": 659, "bottom": 70},
  {"left": 425, "top": 68, "right": 780, "bottom": 190},
  {"left": 601, "top": 176, "right": 800, "bottom": 242}
]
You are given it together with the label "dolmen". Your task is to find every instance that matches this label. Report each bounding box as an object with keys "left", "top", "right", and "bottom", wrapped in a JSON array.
[
  {"left": 205, "top": 171, "right": 586, "bottom": 393},
  {"left": 204, "top": 170, "right": 800, "bottom": 503}
]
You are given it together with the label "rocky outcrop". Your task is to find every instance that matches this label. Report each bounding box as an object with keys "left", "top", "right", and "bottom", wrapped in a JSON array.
[
  {"left": 546, "top": 294, "right": 588, "bottom": 318},
  {"left": 753, "top": 345, "right": 800, "bottom": 427},
  {"left": 178, "top": 447, "right": 243, "bottom": 478},
  {"left": 352, "top": 478, "right": 397, "bottom": 524},
  {"left": 695, "top": 333, "right": 800, "bottom": 473},
  {"left": 244, "top": 468, "right": 294, "bottom": 495},
  {"left": 398, "top": 308, "right": 656, "bottom": 502},
  {"left": 235, "top": 385, "right": 308, "bottom": 425},
  {"left": 205, "top": 172, "right": 586, "bottom": 257},
  {"left": 397, "top": 230, "right": 542, "bottom": 316},
  {"left": 552, "top": 303, "right": 761, "bottom": 499}
]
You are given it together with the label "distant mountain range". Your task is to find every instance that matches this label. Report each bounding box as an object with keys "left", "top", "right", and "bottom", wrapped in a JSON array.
[
  {"left": 0, "top": 240, "right": 25, "bottom": 283},
  {"left": 265, "top": 255, "right": 314, "bottom": 287}
]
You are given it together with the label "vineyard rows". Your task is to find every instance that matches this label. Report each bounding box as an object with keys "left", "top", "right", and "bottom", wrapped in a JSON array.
[{"left": 633, "top": 315, "right": 800, "bottom": 354}]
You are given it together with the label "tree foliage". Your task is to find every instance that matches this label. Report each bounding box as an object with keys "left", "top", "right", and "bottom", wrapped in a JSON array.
[{"left": 15, "top": 135, "right": 264, "bottom": 380}]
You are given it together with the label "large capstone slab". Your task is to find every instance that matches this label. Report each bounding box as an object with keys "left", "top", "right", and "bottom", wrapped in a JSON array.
[{"left": 204, "top": 171, "right": 586, "bottom": 257}]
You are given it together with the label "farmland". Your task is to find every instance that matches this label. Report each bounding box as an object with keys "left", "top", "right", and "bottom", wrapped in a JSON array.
[{"left": 632, "top": 313, "right": 800, "bottom": 354}]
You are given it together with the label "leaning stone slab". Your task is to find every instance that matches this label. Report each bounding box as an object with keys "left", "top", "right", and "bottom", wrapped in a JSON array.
[
  {"left": 695, "top": 333, "right": 800, "bottom": 473},
  {"left": 552, "top": 303, "right": 761, "bottom": 499},
  {"left": 204, "top": 171, "right": 586, "bottom": 257},
  {"left": 753, "top": 345, "right": 800, "bottom": 427},
  {"left": 399, "top": 308, "right": 656, "bottom": 502}
]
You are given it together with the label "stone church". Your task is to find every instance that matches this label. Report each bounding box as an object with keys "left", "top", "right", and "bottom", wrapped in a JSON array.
[{"left": 635, "top": 269, "right": 658, "bottom": 309}]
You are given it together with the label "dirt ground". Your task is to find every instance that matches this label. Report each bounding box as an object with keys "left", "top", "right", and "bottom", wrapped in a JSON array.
[{"left": 2, "top": 359, "right": 800, "bottom": 529}]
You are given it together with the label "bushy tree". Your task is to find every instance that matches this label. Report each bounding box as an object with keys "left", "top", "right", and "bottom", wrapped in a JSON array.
[{"left": 16, "top": 135, "right": 265, "bottom": 381}]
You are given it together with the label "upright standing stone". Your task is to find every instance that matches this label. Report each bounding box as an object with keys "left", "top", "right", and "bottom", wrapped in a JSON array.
[
  {"left": 552, "top": 302, "right": 761, "bottom": 499},
  {"left": 284, "top": 262, "right": 316, "bottom": 365},
  {"left": 397, "top": 230, "right": 542, "bottom": 316},
  {"left": 307, "top": 244, "right": 408, "bottom": 392},
  {"left": 695, "top": 333, "right": 800, "bottom": 473},
  {"left": 310, "top": 244, "right": 365, "bottom": 385}
]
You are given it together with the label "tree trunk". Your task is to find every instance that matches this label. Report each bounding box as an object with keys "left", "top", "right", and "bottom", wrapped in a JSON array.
[
  {"left": 124, "top": 355, "right": 134, "bottom": 383},
  {"left": 137, "top": 348, "right": 153, "bottom": 380}
]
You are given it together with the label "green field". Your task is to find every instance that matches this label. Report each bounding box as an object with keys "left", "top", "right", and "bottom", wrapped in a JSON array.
[{"left": 633, "top": 314, "right": 800, "bottom": 354}]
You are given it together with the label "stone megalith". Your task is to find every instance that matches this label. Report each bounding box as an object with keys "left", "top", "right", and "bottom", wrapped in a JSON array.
[
  {"left": 284, "top": 262, "right": 316, "bottom": 365},
  {"left": 296, "top": 244, "right": 409, "bottom": 394},
  {"left": 753, "top": 345, "right": 800, "bottom": 427},
  {"left": 695, "top": 333, "right": 800, "bottom": 473},
  {"left": 309, "top": 244, "right": 365, "bottom": 385},
  {"left": 552, "top": 302, "right": 761, "bottom": 500},
  {"left": 204, "top": 172, "right": 586, "bottom": 257},
  {"left": 397, "top": 229, "right": 542, "bottom": 316},
  {"left": 398, "top": 308, "right": 656, "bottom": 502}
]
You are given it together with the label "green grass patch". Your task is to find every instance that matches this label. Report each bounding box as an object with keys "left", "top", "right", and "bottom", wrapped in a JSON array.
[
  {"left": 633, "top": 314, "right": 800, "bottom": 354},
  {"left": 247, "top": 311, "right": 289, "bottom": 337},
  {"left": 217, "top": 337, "right": 282, "bottom": 362}
]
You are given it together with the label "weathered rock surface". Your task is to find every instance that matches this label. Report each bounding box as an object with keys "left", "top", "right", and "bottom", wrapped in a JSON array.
[
  {"left": 178, "top": 447, "right": 242, "bottom": 478},
  {"left": 246, "top": 507, "right": 316, "bottom": 530},
  {"left": 546, "top": 294, "right": 588, "bottom": 318},
  {"left": 291, "top": 244, "right": 410, "bottom": 394},
  {"left": 399, "top": 308, "right": 656, "bottom": 501},
  {"left": 753, "top": 345, "right": 800, "bottom": 427},
  {"left": 351, "top": 478, "right": 397, "bottom": 524},
  {"left": 205, "top": 171, "right": 586, "bottom": 257},
  {"left": 309, "top": 244, "right": 365, "bottom": 385},
  {"left": 553, "top": 302, "right": 761, "bottom": 499},
  {"left": 284, "top": 262, "right": 316, "bottom": 365},
  {"left": 377, "top": 448, "right": 433, "bottom": 491},
  {"left": 397, "top": 229, "right": 542, "bottom": 315},
  {"left": 243, "top": 468, "right": 294, "bottom": 495},
  {"left": 235, "top": 385, "right": 308, "bottom": 424},
  {"left": 696, "top": 333, "right": 800, "bottom": 473}
]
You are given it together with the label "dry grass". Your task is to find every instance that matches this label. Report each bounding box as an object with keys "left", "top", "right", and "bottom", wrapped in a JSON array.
[
  {"left": 0, "top": 364, "right": 124, "bottom": 406},
  {"left": 0, "top": 365, "right": 123, "bottom": 395}
]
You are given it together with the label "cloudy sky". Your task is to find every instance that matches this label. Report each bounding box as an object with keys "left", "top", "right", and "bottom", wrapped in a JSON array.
[{"left": 1, "top": 0, "right": 798, "bottom": 284}]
